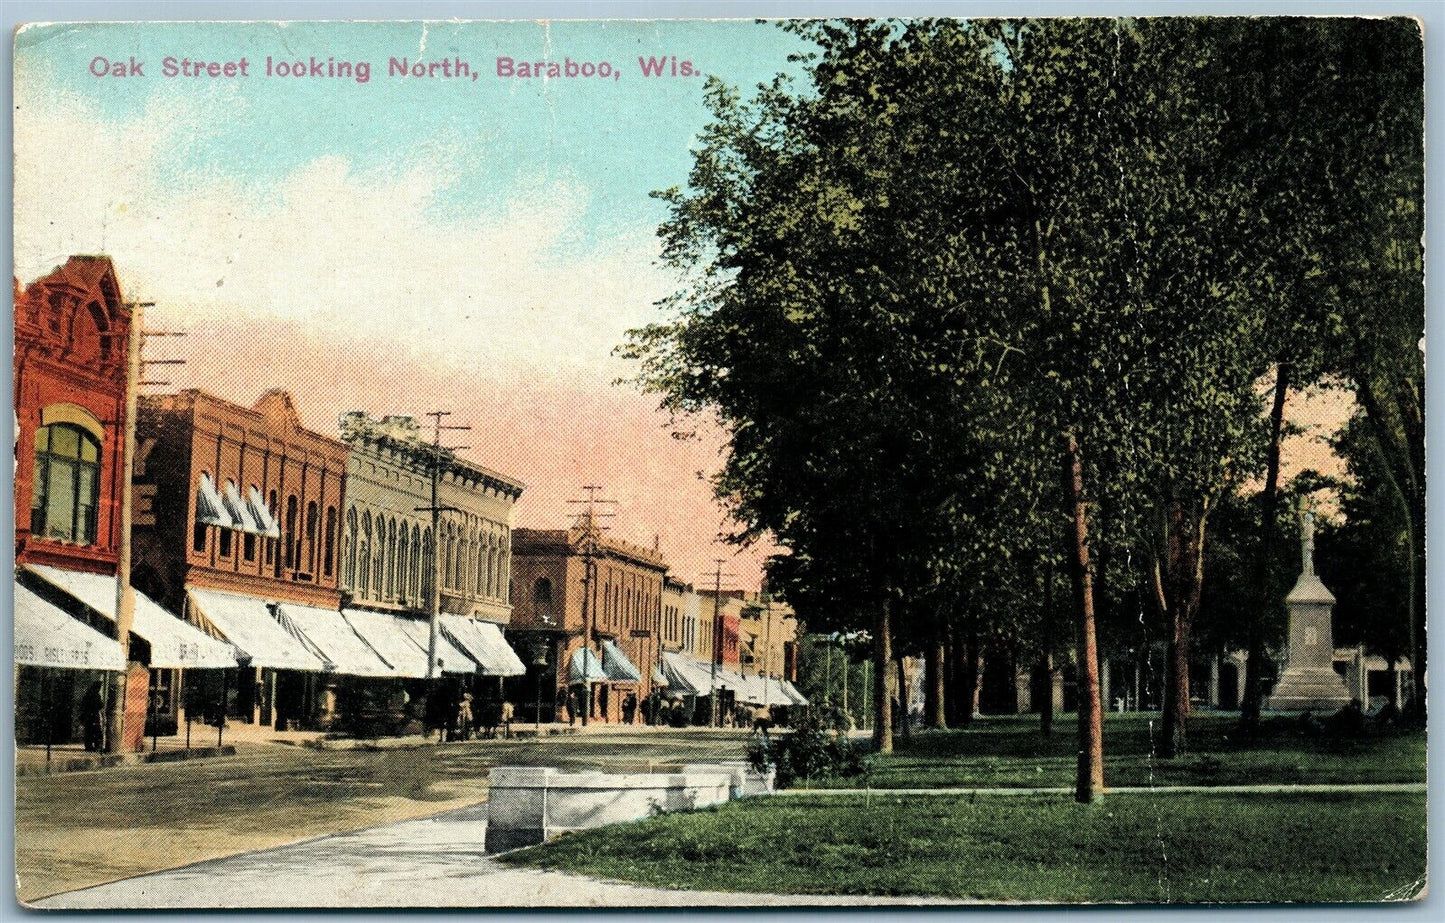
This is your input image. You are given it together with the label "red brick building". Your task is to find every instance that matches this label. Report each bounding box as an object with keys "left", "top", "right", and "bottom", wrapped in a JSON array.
[
  {"left": 13, "top": 256, "right": 141, "bottom": 747},
  {"left": 14, "top": 256, "right": 131, "bottom": 573},
  {"left": 508, "top": 526, "right": 667, "bottom": 723},
  {"left": 132, "top": 389, "right": 350, "bottom": 729}
]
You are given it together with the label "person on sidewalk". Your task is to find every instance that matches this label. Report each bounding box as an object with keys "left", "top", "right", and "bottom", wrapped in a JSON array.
[
  {"left": 455, "top": 693, "right": 474, "bottom": 742},
  {"left": 499, "top": 700, "right": 514, "bottom": 739}
]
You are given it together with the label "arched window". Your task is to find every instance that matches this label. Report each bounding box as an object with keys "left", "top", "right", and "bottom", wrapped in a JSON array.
[
  {"left": 534, "top": 576, "right": 553, "bottom": 607},
  {"left": 488, "top": 543, "right": 499, "bottom": 599},
  {"left": 323, "top": 506, "right": 337, "bottom": 578},
  {"left": 284, "top": 495, "right": 299, "bottom": 569},
  {"left": 397, "top": 526, "right": 411, "bottom": 605},
  {"left": 411, "top": 524, "right": 422, "bottom": 599},
  {"left": 345, "top": 508, "right": 358, "bottom": 587},
  {"left": 305, "top": 501, "right": 319, "bottom": 572},
  {"left": 386, "top": 519, "right": 398, "bottom": 597},
  {"left": 422, "top": 528, "right": 434, "bottom": 601},
  {"left": 31, "top": 422, "right": 101, "bottom": 545}
]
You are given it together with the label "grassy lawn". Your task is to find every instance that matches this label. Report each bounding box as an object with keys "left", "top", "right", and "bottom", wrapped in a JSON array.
[
  {"left": 809, "top": 713, "right": 1427, "bottom": 789},
  {"left": 501, "top": 790, "right": 1427, "bottom": 903}
]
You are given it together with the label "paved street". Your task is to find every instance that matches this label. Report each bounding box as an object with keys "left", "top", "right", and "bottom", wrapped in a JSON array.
[
  {"left": 16, "top": 729, "right": 754, "bottom": 903},
  {"left": 33, "top": 801, "right": 947, "bottom": 909}
]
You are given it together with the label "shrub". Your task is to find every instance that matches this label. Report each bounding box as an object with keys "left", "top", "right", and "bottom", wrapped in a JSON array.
[{"left": 746, "top": 710, "right": 865, "bottom": 788}]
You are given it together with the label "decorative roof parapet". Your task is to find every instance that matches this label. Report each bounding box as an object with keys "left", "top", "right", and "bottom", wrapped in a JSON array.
[{"left": 339, "top": 410, "right": 524, "bottom": 500}]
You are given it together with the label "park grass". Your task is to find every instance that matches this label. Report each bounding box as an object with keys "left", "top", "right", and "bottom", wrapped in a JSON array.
[
  {"left": 808, "top": 713, "right": 1427, "bottom": 790},
  {"left": 500, "top": 789, "right": 1427, "bottom": 903}
]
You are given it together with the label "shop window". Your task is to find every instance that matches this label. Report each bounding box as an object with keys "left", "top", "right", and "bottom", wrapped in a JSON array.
[{"left": 30, "top": 422, "right": 101, "bottom": 545}]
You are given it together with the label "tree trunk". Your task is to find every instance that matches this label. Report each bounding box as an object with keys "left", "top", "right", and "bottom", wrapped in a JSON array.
[
  {"left": 925, "top": 638, "right": 947, "bottom": 729},
  {"left": 959, "top": 626, "right": 981, "bottom": 727},
  {"left": 1040, "top": 570, "right": 1054, "bottom": 736},
  {"left": 1356, "top": 375, "right": 1426, "bottom": 722},
  {"left": 873, "top": 598, "right": 893, "bottom": 753},
  {"left": 1158, "top": 502, "right": 1208, "bottom": 759},
  {"left": 946, "top": 628, "right": 967, "bottom": 727},
  {"left": 1242, "top": 360, "right": 1290, "bottom": 733},
  {"left": 895, "top": 653, "right": 912, "bottom": 738},
  {"left": 1062, "top": 433, "right": 1104, "bottom": 803}
]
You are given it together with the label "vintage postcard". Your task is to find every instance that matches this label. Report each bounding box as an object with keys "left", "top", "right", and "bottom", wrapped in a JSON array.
[{"left": 11, "top": 13, "right": 1427, "bottom": 909}]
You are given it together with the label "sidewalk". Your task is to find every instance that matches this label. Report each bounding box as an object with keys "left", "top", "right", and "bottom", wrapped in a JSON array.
[
  {"left": 15, "top": 739, "right": 237, "bottom": 776},
  {"left": 32, "top": 802, "right": 949, "bottom": 909}
]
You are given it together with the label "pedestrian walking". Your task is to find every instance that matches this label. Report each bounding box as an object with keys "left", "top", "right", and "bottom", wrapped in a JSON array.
[
  {"left": 81, "top": 681, "right": 105, "bottom": 752},
  {"left": 567, "top": 689, "right": 580, "bottom": 726},
  {"left": 500, "top": 700, "right": 515, "bottom": 739},
  {"left": 455, "top": 693, "right": 474, "bottom": 742},
  {"left": 622, "top": 692, "right": 637, "bottom": 725}
]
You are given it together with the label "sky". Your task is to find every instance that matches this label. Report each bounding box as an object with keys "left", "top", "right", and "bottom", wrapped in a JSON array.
[
  {"left": 14, "top": 20, "right": 812, "bottom": 588},
  {"left": 13, "top": 18, "right": 1354, "bottom": 590}
]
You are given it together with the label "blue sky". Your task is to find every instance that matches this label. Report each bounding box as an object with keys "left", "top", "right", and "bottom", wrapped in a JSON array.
[{"left": 17, "top": 20, "right": 809, "bottom": 254}]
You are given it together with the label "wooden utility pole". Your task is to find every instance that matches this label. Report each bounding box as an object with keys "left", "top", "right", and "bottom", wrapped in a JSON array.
[
  {"left": 568, "top": 486, "right": 614, "bottom": 726},
  {"left": 106, "top": 305, "right": 184, "bottom": 754},
  {"left": 703, "top": 559, "right": 736, "bottom": 726},
  {"left": 415, "top": 411, "right": 469, "bottom": 680}
]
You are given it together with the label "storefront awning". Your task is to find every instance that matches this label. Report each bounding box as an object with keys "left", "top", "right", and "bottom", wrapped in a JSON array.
[
  {"left": 15, "top": 583, "right": 125, "bottom": 671},
  {"left": 394, "top": 615, "right": 476, "bottom": 675},
  {"left": 186, "top": 588, "right": 326, "bottom": 672},
  {"left": 661, "top": 651, "right": 715, "bottom": 696},
  {"left": 780, "top": 679, "right": 810, "bottom": 706},
  {"left": 341, "top": 609, "right": 429, "bottom": 678},
  {"left": 277, "top": 603, "right": 394, "bottom": 677},
  {"left": 600, "top": 639, "right": 642, "bottom": 682},
  {"left": 440, "top": 615, "right": 525, "bottom": 676},
  {"left": 568, "top": 647, "right": 608, "bottom": 684},
  {"left": 24, "top": 564, "right": 237, "bottom": 669}
]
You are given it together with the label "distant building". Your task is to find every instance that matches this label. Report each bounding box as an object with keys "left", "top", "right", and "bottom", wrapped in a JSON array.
[
  {"left": 509, "top": 525, "right": 666, "bottom": 723},
  {"left": 739, "top": 593, "right": 799, "bottom": 683}
]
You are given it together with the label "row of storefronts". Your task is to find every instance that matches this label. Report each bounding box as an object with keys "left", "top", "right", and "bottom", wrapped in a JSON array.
[{"left": 15, "top": 255, "right": 804, "bottom": 751}]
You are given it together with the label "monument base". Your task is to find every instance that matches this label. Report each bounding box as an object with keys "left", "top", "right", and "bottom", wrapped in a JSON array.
[{"left": 1265, "top": 666, "right": 1352, "bottom": 712}]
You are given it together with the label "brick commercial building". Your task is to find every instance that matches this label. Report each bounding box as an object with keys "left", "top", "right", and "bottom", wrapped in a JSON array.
[
  {"left": 14, "top": 256, "right": 145, "bottom": 749},
  {"left": 335, "top": 411, "right": 525, "bottom": 737},
  {"left": 508, "top": 524, "right": 667, "bottom": 724},
  {"left": 132, "top": 388, "right": 351, "bottom": 731}
]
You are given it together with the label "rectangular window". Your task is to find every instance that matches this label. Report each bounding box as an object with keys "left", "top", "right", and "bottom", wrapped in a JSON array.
[
  {"left": 219, "top": 527, "right": 233, "bottom": 558},
  {"left": 45, "top": 462, "right": 76, "bottom": 541},
  {"left": 243, "top": 532, "right": 256, "bottom": 562},
  {"left": 193, "top": 521, "right": 208, "bottom": 553}
]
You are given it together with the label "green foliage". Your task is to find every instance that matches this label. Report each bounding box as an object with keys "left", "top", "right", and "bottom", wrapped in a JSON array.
[{"left": 745, "top": 709, "right": 865, "bottom": 788}]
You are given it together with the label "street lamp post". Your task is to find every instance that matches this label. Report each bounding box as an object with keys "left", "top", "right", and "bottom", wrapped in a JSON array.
[{"left": 531, "top": 641, "right": 549, "bottom": 732}]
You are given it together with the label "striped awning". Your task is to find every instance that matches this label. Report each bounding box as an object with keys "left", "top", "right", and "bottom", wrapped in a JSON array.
[
  {"left": 600, "top": 639, "right": 642, "bottom": 682},
  {"left": 277, "top": 603, "right": 394, "bottom": 677},
  {"left": 440, "top": 615, "right": 525, "bottom": 676},
  {"left": 186, "top": 588, "right": 326, "bottom": 672}
]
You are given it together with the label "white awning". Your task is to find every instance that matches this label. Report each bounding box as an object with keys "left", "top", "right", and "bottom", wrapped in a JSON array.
[
  {"left": 15, "top": 583, "right": 125, "bottom": 671},
  {"left": 661, "top": 651, "right": 715, "bottom": 696},
  {"left": 196, "top": 473, "right": 233, "bottom": 528},
  {"left": 186, "top": 588, "right": 326, "bottom": 672},
  {"left": 342, "top": 609, "right": 428, "bottom": 678},
  {"left": 568, "top": 647, "right": 609, "bottom": 684},
  {"left": 222, "top": 481, "right": 262, "bottom": 534},
  {"left": 23, "top": 564, "right": 236, "bottom": 669},
  {"left": 780, "top": 679, "right": 810, "bottom": 706},
  {"left": 440, "top": 615, "right": 525, "bottom": 676},
  {"left": 247, "top": 486, "right": 281, "bottom": 539},
  {"left": 395, "top": 615, "right": 476, "bottom": 675},
  {"left": 277, "top": 603, "right": 394, "bottom": 677},
  {"left": 601, "top": 639, "right": 642, "bottom": 682}
]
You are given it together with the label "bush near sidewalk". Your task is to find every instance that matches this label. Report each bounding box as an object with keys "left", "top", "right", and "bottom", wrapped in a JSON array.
[{"left": 745, "top": 711, "right": 866, "bottom": 788}]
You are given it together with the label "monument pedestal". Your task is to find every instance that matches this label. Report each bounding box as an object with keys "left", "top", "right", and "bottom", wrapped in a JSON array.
[{"left": 1266, "top": 512, "right": 1351, "bottom": 713}]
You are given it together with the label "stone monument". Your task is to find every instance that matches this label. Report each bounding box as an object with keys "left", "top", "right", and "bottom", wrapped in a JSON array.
[{"left": 1265, "top": 511, "right": 1353, "bottom": 712}]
